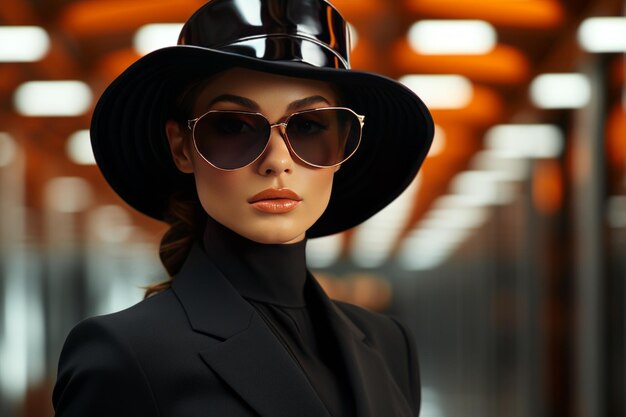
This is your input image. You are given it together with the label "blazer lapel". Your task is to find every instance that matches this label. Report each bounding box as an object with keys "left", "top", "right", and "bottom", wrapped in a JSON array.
[
  {"left": 171, "top": 244, "right": 331, "bottom": 417},
  {"left": 307, "top": 275, "right": 416, "bottom": 417}
]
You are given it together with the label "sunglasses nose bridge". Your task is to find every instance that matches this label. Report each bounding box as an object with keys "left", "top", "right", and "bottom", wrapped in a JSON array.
[
  {"left": 269, "top": 121, "right": 288, "bottom": 134},
  {"left": 268, "top": 121, "right": 291, "bottom": 146}
]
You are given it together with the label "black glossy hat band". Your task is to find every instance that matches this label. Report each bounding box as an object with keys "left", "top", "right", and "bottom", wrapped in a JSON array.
[{"left": 220, "top": 35, "right": 349, "bottom": 69}]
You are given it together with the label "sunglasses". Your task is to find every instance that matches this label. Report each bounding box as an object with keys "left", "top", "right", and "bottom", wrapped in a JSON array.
[{"left": 187, "top": 107, "right": 364, "bottom": 170}]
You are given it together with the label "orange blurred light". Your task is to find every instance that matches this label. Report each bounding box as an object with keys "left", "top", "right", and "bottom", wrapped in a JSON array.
[
  {"left": 393, "top": 39, "right": 529, "bottom": 84},
  {"left": 429, "top": 85, "right": 503, "bottom": 127},
  {"left": 532, "top": 159, "right": 564, "bottom": 215},
  {"left": 405, "top": 0, "right": 564, "bottom": 28},
  {"left": 97, "top": 49, "right": 142, "bottom": 83},
  {"left": 60, "top": 0, "right": 203, "bottom": 36},
  {"left": 606, "top": 103, "right": 626, "bottom": 170},
  {"left": 348, "top": 38, "right": 379, "bottom": 71},
  {"left": 331, "top": 0, "right": 384, "bottom": 19}
]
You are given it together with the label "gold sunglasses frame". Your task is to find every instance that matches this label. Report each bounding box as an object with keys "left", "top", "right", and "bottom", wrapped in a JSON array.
[{"left": 187, "top": 106, "right": 365, "bottom": 171}]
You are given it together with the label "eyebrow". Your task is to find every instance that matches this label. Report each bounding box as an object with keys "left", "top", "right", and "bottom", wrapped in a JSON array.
[
  {"left": 207, "top": 94, "right": 331, "bottom": 113},
  {"left": 208, "top": 94, "right": 259, "bottom": 110},
  {"left": 286, "top": 95, "right": 331, "bottom": 111}
]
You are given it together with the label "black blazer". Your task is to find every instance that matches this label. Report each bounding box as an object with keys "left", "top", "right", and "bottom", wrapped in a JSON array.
[{"left": 53, "top": 245, "right": 420, "bottom": 417}]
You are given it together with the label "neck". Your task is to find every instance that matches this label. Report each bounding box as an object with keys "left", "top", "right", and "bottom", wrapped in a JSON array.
[{"left": 202, "top": 216, "right": 308, "bottom": 307}]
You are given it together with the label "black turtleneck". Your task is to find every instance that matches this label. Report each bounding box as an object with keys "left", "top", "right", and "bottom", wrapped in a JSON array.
[{"left": 202, "top": 217, "right": 354, "bottom": 417}]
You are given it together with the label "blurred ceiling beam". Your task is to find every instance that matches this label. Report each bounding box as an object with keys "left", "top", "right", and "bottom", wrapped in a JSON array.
[
  {"left": 59, "top": 0, "right": 203, "bottom": 37},
  {"left": 0, "top": 0, "right": 38, "bottom": 25},
  {"left": 405, "top": 0, "right": 565, "bottom": 28},
  {"left": 429, "top": 86, "right": 504, "bottom": 127},
  {"left": 393, "top": 41, "right": 530, "bottom": 84}
]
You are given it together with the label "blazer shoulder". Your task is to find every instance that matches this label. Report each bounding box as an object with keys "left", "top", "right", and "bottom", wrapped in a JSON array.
[
  {"left": 53, "top": 310, "right": 162, "bottom": 416},
  {"left": 53, "top": 290, "right": 181, "bottom": 417},
  {"left": 92, "top": 289, "right": 180, "bottom": 329}
]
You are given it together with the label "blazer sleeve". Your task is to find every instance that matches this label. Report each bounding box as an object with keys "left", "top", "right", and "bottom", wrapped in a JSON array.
[
  {"left": 53, "top": 317, "right": 160, "bottom": 417},
  {"left": 389, "top": 316, "right": 421, "bottom": 415}
]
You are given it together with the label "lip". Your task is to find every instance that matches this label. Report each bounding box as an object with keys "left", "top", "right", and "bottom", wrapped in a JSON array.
[
  {"left": 248, "top": 188, "right": 302, "bottom": 203},
  {"left": 248, "top": 188, "right": 302, "bottom": 214}
]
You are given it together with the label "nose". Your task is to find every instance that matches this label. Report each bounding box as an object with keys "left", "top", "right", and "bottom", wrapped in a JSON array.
[{"left": 256, "top": 125, "right": 294, "bottom": 176}]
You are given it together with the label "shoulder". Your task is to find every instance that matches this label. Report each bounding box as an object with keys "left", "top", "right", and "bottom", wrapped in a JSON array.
[
  {"left": 55, "top": 288, "right": 191, "bottom": 372},
  {"left": 90, "top": 288, "right": 181, "bottom": 330},
  {"left": 53, "top": 290, "right": 182, "bottom": 417}
]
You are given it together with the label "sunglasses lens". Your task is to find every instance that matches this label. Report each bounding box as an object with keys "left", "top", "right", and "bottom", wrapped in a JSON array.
[
  {"left": 286, "top": 108, "right": 361, "bottom": 167},
  {"left": 193, "top": 112, "right": 269, "bottom": 169}
]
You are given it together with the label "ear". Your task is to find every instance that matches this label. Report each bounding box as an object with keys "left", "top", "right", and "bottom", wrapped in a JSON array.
[{"left": 165, "top": 120, "right": 194, "bottom": 173}]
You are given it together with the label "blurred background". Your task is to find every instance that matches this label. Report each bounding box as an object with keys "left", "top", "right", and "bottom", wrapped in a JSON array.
[{"left": 1, "top": 0, "right": 625, "bottom": 416}]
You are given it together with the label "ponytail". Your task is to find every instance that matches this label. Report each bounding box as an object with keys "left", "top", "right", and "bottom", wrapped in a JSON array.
[{"left": 144, "top": 192, "right": 206, "bottom": 298}]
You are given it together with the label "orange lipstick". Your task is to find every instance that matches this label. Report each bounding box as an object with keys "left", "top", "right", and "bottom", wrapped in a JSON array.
[{"left": 248, "top": 188, "right": 302, "bottom": 214}]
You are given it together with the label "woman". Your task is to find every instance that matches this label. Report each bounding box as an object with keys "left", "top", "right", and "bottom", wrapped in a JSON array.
[{"left": 53, "top": 1, "right": 433, "bottom": 416}]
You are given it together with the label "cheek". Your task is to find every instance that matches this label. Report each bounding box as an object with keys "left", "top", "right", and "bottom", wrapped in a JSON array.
[
  {"left": 192, "top": 162, "right": 247, "bottom": 214},
  {"left": 304, "top": 169, "right": 336, "bottom": 212}
]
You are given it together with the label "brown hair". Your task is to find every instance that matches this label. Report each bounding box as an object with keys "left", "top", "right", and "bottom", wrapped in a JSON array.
[{"left": 144, "top": 192, "right": 207, "bottom": 298}]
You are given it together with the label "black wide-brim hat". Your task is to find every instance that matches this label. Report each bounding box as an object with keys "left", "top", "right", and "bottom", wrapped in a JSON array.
[{"left": 91, "top": 0, "right": 434, "bottom": 238}]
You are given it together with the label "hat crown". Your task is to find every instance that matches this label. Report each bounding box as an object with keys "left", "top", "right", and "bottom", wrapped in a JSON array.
[{"left": 178, "top": 0, "right": 351, "bottom": 69}]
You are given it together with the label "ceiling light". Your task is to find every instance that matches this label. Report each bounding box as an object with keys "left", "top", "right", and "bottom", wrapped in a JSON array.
[
  {"left": 420, "top": 205, "right": 489, "bottom": 231},
  {"left": 450, "top": 170, "right": 515, "bottom": 205},
  {"left": 470, "top": 150, "right": 529, "bottom": 181},
  {"left": 399, "top": 227, "right": 471, "bottom": 271},
  {"left": 530, "top": 73, "right": 591, "bottom": 109},
  {"left": 408, "top": 20, "right": 496, "bottom": 55},
  {"left": 133, "top": 23, "right": 184, "bottom": 55},
  {"left": 578, "top": 17, "right": 626, "bottom": 53},
  {"left": 433, "top": 194, "right": 489, "bottom": 209},
  {"left": 89, "top": 205, "right": 133, "bottom": 243},
  {"left": 0, "top": 26, "right": 49, "bottom": 62},
  {"left": 398, "top": 197, "right": 491, "bottom": 270},
  {"left": 14, "top": 81, "right": 92, "bottom": 116},
  {"left": 485, "top": 124, "right": 564, "bottom": 158},
  {"left": 66, "top": 130, "right": 96, "bottom": 165},
  {"left": 400, "top": 75, "right": 473, "bottom": 109},
  {"left": 45, "top": 177, "right": 92, "bottom": 213}
]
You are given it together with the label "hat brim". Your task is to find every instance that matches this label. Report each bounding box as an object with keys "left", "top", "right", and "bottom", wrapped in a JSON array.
[{"left": 91, "top": 46, "right": 434, "bottom": 238}]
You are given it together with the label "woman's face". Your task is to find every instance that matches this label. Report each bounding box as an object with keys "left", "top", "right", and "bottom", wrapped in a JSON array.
[{"left": 166, "top": 68, "right": 339, "bottom": 244}]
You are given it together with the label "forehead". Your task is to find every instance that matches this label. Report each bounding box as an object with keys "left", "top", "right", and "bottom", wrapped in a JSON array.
[{"left": 192, "top": 68, "right": 339, "bottom": 114}]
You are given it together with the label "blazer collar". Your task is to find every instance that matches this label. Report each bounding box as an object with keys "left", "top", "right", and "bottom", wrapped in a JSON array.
[
  {"left": 171, "top": 243, "right": 254, "bottom": 339},
  {"left": 171, "top": 243, "right": 414, "bottom": 417}
]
